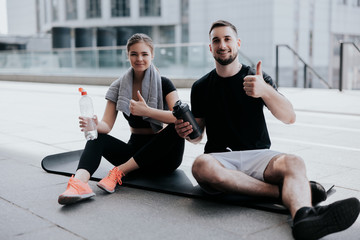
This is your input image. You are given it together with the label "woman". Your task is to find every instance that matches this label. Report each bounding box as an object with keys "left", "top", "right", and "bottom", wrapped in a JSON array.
[{"left": 58, "top": 33, "right": 185, "bottom": 205}]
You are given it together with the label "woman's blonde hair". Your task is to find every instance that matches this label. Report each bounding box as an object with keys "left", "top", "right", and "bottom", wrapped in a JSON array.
[{"left": 126, "top": 33, "right": 154, "bottom": 55}]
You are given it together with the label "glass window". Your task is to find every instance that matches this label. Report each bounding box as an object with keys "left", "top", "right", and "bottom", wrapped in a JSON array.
[
  {"left": 51, "top": 0, "right": 59, "bottom": 22},
  {"left": 111, "top": 0, "right": 130, "bottom": 17},
  {"left": 159, "top": 26, "right": 175, "bottom": 44},
  {"left": 66, "top": 0, "right": 77, "bottom": 20},
  {"left": 44, "top": 0, "right": 48, "bottom": 23},
  {"left": 139, "top": 0, "right": 161, "bottom": 17},
  {"left": 337, "top": 0, "right": 347, "bottom": 4},
  {"left": 116, "top": 26, "right": 152, "bottom": 45},
  {"left": 181, "top": 0, "right": 189, "bottom": 43},
  {"left": 86, "top": 0, "right": 101, "bottom": 18}
]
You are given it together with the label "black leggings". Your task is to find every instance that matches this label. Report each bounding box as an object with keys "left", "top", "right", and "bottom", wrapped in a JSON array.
[{"left": 77, "top": 123, "right": 185, "bottom": 176}]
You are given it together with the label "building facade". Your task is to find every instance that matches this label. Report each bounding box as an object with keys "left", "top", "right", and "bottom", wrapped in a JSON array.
[
  {"left": 1, "top": 0, "right": 360, "bottom": 88},
  {"left": 38, "top": 0, "right": 184, "bottom": 48}
]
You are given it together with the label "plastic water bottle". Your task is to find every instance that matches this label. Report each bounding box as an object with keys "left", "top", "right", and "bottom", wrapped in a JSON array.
[{"left": 78, "top": 88, "right": 98, "bottom": 140}]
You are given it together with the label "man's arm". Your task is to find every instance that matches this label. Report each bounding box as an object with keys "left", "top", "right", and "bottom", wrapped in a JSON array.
[
  {"left": 243, "top": 61, "right": 296, "bottom": 124},
  {"left": 260, "top": 86, "right": 296, "bottom": 124}
]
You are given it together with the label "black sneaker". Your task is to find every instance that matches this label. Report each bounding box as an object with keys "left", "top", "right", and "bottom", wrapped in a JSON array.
[
  {"left": 292, "top": 197, "right": 360, "bottom": 240},
  {"left": 278, "top": 181, "right": 327, "bottom": 205},
  {"left": 310, "top": 181, "right": 327, "bottom": 205}
]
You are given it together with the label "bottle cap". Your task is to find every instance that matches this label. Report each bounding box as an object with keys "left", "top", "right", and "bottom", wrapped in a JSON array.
[{"left": 78, "top": 87, "right": 87, "bottom": 95}]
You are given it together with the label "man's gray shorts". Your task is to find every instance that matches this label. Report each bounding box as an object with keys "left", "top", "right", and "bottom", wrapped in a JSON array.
[{"left": 210, "top": 149, "right": 282, "bottom": 181}]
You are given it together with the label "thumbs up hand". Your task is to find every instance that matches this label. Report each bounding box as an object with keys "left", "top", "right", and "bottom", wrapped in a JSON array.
[
  {"left": 243, "top": 61, "right": 268, "bottom": 98},
  {"left": 130, "top": 90, "right": 149, "bottom": 116}
]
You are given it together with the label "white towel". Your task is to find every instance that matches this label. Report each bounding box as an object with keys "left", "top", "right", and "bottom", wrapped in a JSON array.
[{"left": 116, "top": 64, "right": 164, "bottom": 132}]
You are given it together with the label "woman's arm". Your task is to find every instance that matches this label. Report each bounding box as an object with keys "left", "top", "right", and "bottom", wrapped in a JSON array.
[
  {"left": 97, "top": 100, "right": 118, "bottom": 133},
  {"left": 129, "top": 90, "right": 178, "bottom": 124},
  {"left": 79, "top": 100, "right": 118, "bottom": 134}
]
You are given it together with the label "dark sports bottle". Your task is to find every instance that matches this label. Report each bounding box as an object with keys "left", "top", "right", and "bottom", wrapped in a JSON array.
[{"left": 172, "top": 100, "right": 202, "bottom": 139}]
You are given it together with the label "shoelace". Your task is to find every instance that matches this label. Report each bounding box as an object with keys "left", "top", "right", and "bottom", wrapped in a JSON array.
[
  {"left": 107, "top": 168, "right": 123, "bottom": 185},
  {"left": 67, "top": 177, "right": 82, "bottom": 192}
]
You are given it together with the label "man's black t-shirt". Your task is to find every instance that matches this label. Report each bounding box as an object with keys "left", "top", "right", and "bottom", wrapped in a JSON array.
[{"left": 191, "top": 64, "right": 277, "bottom": 153}]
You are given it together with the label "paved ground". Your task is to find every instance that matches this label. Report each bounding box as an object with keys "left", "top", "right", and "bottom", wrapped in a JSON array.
[{"left": 0, "top": 80, "right": 359, "bottom": 240}]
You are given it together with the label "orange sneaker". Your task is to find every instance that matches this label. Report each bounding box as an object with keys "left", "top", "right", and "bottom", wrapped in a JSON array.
[
  {"left": 97, "top": 167, "right": 125, "bottom": 193},
  {"left": 58, "top": 176, "right": 95, "bottom": 205}
]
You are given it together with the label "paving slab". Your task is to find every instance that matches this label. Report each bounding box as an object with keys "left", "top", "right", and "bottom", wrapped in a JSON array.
[
  {"left": 0, "top": 199, "right": 54, "bottom": 240},
  {"left": 1, "top": 81, "right": 360, "bottom": 239}
]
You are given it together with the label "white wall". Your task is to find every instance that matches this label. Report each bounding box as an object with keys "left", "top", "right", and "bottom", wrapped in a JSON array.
[
  {"left": 0, "top": 0, "right": 8, "bottom": 34},
  {"left": 332, "top": 1, "right": 360, "bottom": 35},
  {"left": 312, "top": 0, "right": 331, "bottom": 66},
  {"left": 39, "top": 0, "right": 181, "bottom": 32},
  {"left": 6, "top": 0, "right": 37, "bottom": 35},
  {"left": 273, "top": 0, "right": 334, "bottom": 70}
]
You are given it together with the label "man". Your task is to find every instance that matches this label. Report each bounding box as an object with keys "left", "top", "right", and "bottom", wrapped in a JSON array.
[{"left": 175, "top": 20, "right": 360, "bottom": 240}]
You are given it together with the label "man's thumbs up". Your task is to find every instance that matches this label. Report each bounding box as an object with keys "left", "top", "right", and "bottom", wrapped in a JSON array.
[
  {"left": 256, "top": 60, "right": 263, "bottom": 77},
  {"left": 244, "top": 60, "right": 267, "bottom": 98}
]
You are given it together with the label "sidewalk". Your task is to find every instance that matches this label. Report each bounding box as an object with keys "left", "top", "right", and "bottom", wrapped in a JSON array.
[{"left": 0, "top": 80, "right": 359, "bottom": 240}]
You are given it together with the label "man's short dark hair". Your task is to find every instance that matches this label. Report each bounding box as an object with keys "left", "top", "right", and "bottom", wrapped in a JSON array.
[{"left": 209, "top": 20, "right": 238, "bottom": 36}]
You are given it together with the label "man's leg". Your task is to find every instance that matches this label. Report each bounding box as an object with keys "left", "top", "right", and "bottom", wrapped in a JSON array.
[
  {"left": 191, "top": 154, "right": 279, "bottom": 198},
  {"left": 263, "top": 153, "right": 360, "bottom": 239},
  {"left": 263, "top": 153, "right": 311, "bottom": 217}
]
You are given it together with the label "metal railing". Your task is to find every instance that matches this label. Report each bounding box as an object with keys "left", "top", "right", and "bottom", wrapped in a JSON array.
[
  {"left": 339, "top": 41, "right": 360, "bottom": 92},
  {"left": 275, "top": 44, "right": 331, "bottom": 89}
]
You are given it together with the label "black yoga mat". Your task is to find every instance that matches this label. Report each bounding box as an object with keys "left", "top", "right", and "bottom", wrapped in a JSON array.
[{"left": 41, "top": 150, "right": 335, "bottom": 214}]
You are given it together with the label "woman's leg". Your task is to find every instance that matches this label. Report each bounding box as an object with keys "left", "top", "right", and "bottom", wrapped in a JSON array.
[
  {"left": 95, "top": 133, "right": 154, "bottom": 193},
  {"left": 116, "top": 157, "right": 139, "bottom": 174},
  {"left": 76, "top": 133, "right": 134, "bottom": 182},
  {"left": 59, "top": 133, "right": 137, "bottom": 203},
  {"left": 132, "top": 124, "right": 185, "bottom": 174}
]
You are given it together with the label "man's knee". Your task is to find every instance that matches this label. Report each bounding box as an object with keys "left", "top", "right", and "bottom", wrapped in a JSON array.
[
  {"left": 281, "top": 154, "right": 306, "bottom": 175},
  {"left": 192, "top": 154, "right": 223, "bottom": 184},
  {"left": 192, "top": 154, "right": 208, "bottom": 180}
]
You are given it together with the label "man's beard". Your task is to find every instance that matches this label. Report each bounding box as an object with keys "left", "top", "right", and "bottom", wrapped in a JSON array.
[{"left": 214, "top": 51, "right": 238, "bottom": 66}]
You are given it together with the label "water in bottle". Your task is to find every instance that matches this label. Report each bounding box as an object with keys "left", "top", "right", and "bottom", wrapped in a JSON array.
[{"left": 78, "top": 88, "right": 98, "bottom": 140}]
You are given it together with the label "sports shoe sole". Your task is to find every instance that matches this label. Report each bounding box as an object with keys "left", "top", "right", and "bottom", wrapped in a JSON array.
[
  {"left": 58, "top": 192, "right": 95, "bottom": 205},
  {"left": 97, "top": 182, "right": 115, "bottom": 193},
  {"left": 292, "top": 197, "right": 360, "bottom": 240}
]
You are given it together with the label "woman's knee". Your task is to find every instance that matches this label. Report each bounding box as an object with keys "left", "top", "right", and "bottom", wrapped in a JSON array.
[{"left": 86, "top": 133, "right": 106, "bottom": 145}]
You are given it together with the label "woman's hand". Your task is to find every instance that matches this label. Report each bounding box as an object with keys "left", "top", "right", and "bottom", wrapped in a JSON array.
[
  {"left": 79, "top": 115, "right": 98, "bottom": 132},
  {"left": 130, "top": 91, "right": 149, "bottom": 116}
]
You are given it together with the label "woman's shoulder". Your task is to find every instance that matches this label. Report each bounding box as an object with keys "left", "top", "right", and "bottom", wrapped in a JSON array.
[
  {"left": 161, "top": 76, "right": 175, "bottom": 87},
  {"left": 109, "top": 77, "right": 122, "bottom": 88},
  {"left": 160, "top": 76, "right": 171, "bottom": 83},
  {"left": 160, "top": 76, "right": 176, "bottom": 95}
]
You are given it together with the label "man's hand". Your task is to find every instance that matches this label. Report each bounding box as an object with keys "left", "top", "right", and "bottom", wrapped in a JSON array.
[
  {"left": 174, "top": 119, "right": 193, "bottom": 139},
  {"left": 130, "top": 90, "right": 149, "bottom": 116},
  {"left": 243, "top": 61, "right": 269, "bottom": 98}
]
